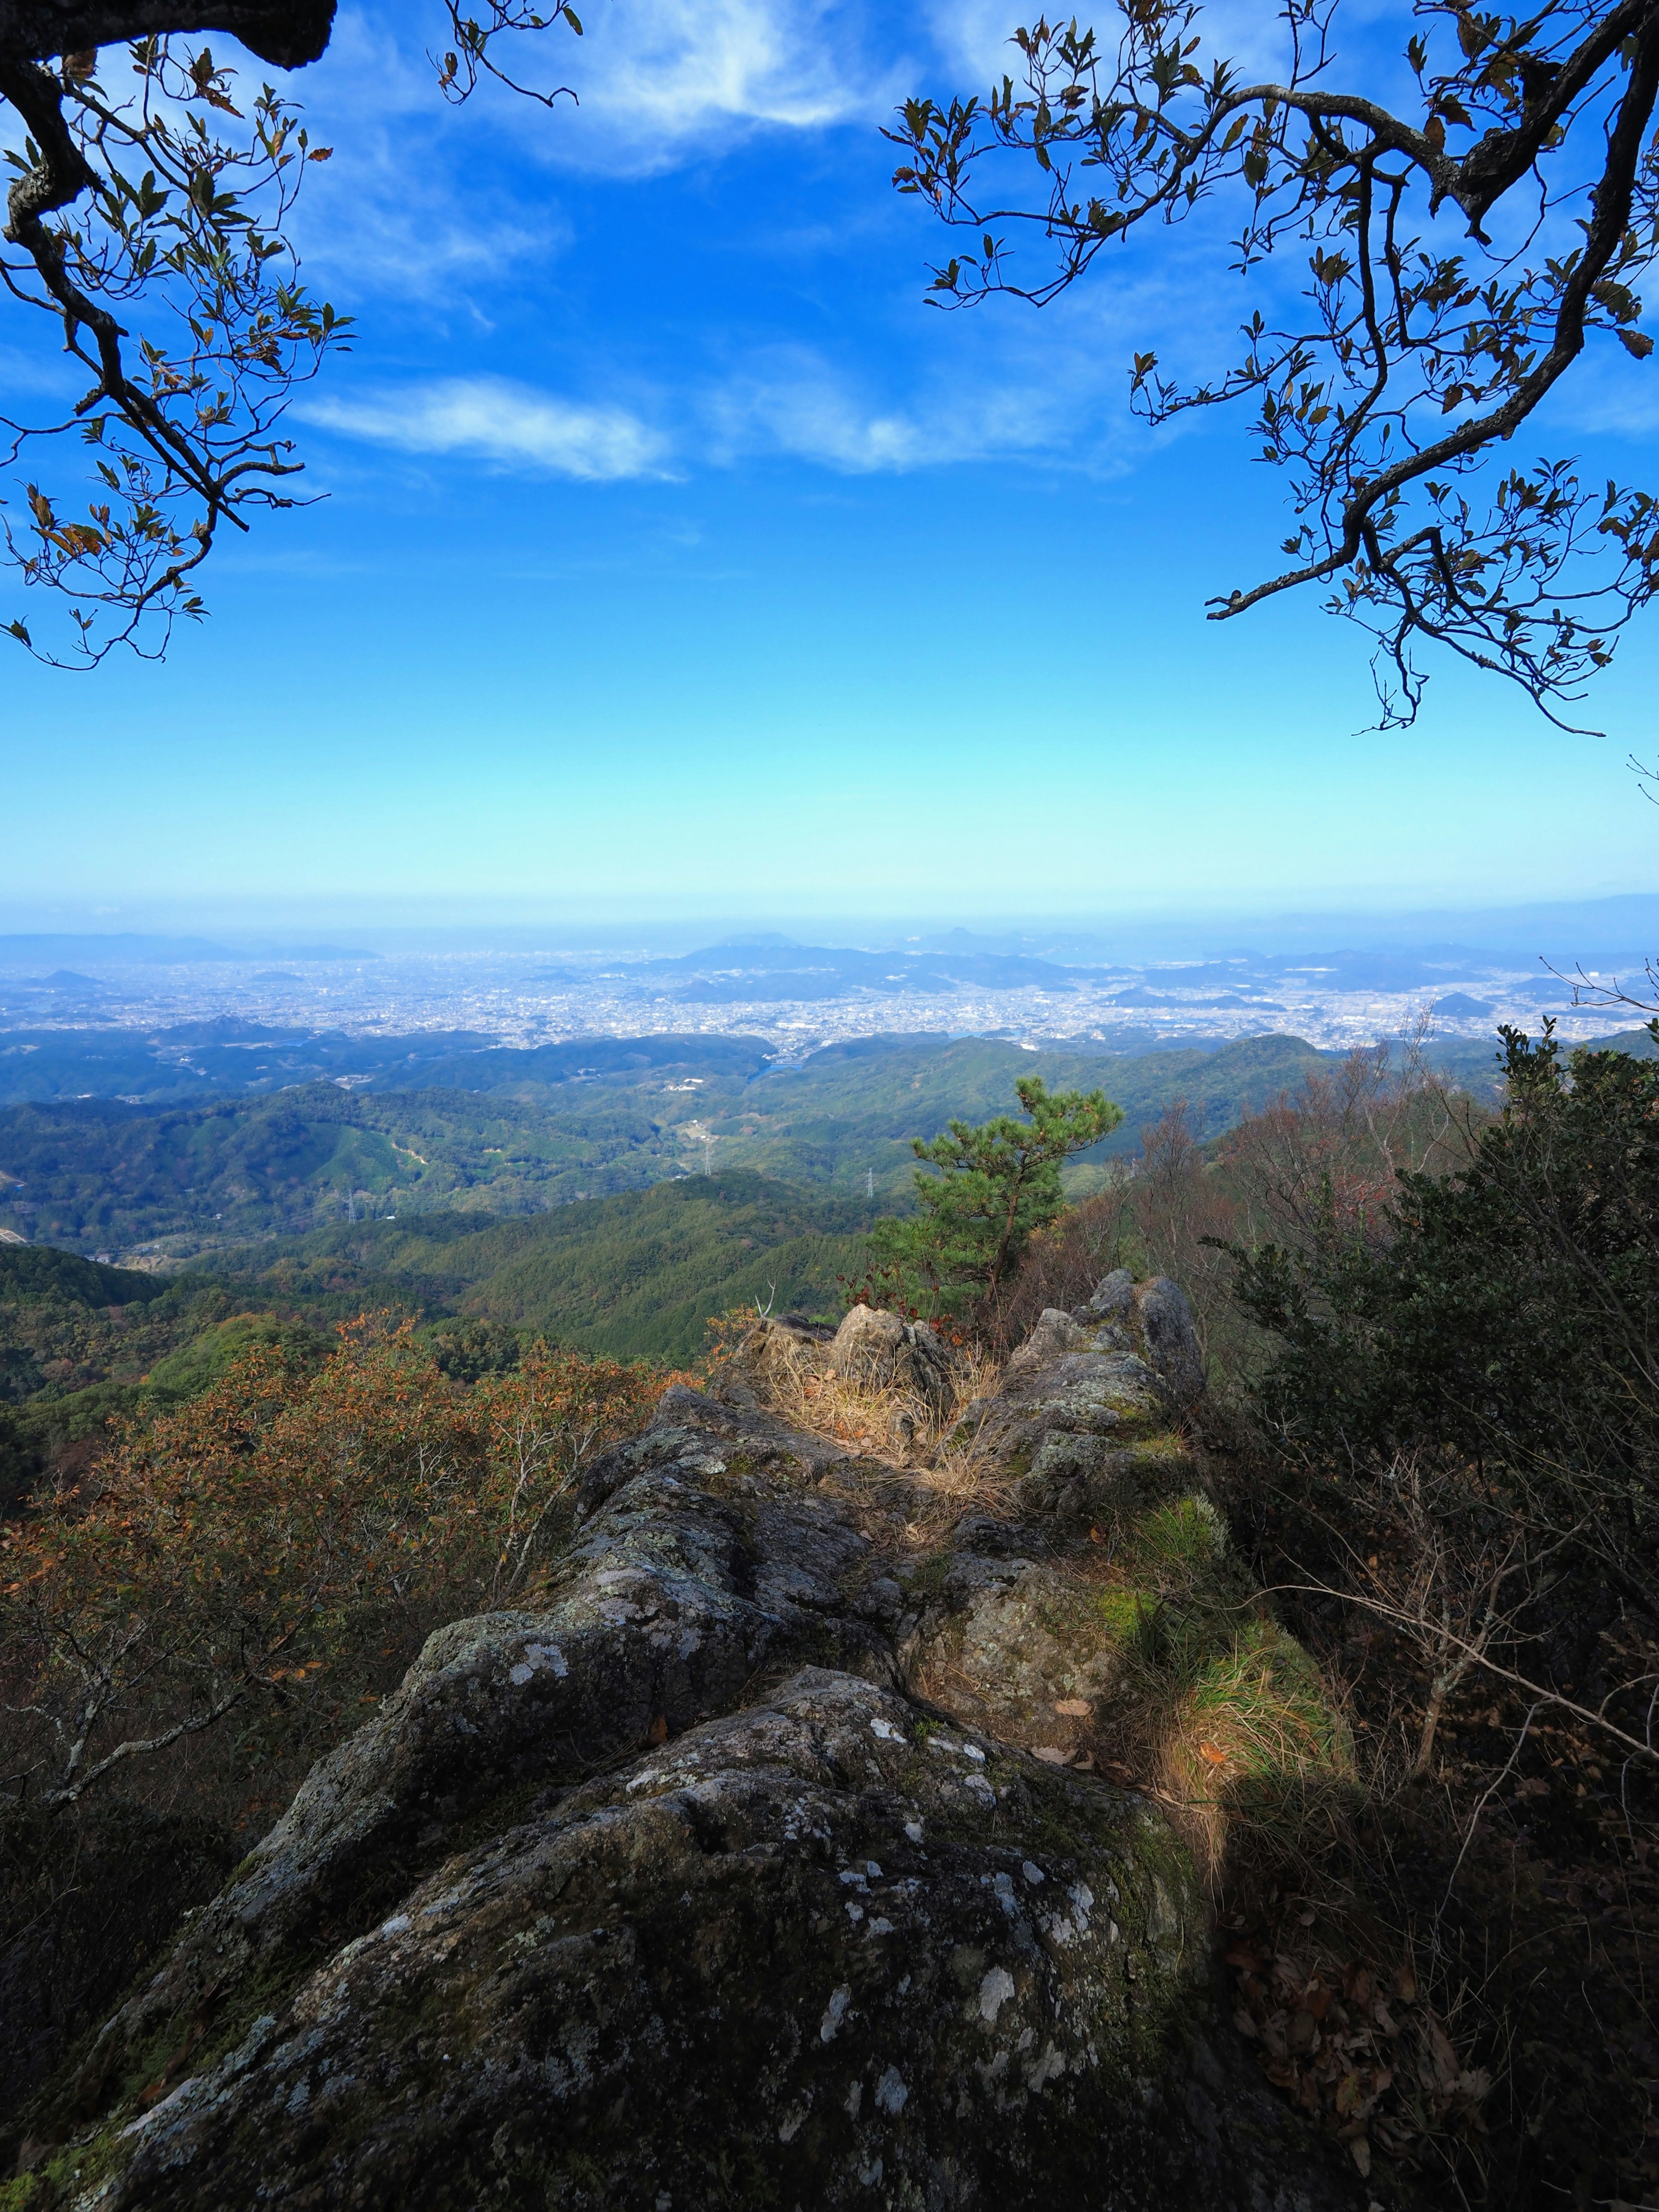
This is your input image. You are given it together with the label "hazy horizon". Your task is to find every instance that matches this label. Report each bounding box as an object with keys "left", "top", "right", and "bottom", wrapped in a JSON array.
[{"left": 3, "top": 888, "right": 1658, "bottom": 967}]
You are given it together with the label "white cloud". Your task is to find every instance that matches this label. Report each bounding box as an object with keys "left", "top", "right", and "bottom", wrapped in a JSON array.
[
  {"left": 580, "top": 0, "right": 865, "bottom": 128},
  {"left": 299, "top": 376, "right": 670, "bottom": 479},
  {"left": 272, "top": 13, "right": 567, "bottom": 303},
  {"left": 438, "top": 0, "right": 911, "bottom": 177},
  {"left": 704, "top": 344, "right": 1080, "bottom": 471},
  {"left": 298, "top": 343, "right": 1128, "bottom": 487}
]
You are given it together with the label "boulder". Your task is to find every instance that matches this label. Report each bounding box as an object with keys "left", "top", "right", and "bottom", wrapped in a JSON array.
[
  {"left": 828, "top": 1303, "right": 967, "bottom": 1415},
  {"left": 16, "top": 1384, "right": 1366, "bottom": 2212},
  {"left": 951, "top": 1274, "right": 1206, "bottom": 1529}
]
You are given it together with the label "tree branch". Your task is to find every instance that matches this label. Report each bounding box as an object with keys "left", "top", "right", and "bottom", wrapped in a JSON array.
[{"left": 0, "top": 2, "right": 335, "bottom": 68}]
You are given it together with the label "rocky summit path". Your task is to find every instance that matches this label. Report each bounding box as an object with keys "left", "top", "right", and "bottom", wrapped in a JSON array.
[{"left": 20, "top": 1281, "right": 1370, "bottom": 2210}]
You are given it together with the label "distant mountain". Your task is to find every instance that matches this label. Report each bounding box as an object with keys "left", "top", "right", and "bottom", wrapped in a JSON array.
[{"left": 633, "top": 938, "right": 1086, "bottom": 1000}]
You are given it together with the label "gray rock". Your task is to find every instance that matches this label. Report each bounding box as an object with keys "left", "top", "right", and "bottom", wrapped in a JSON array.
[
  {"left": 86, "top": 1671, "right": 1355, "bottom": 2212},
  {"left": 74, "top": 1389, "right": 893, "bottom": 2090},
  {"left": 1131, "top": 1276, "right": 1207, "bottom": 1410},
  {"left": 829, "top": 1304, "right": 968, "bottom": 1414},
  {"left": 37, "top": 1389, "right": 1364, "bottom": 2212},
  {"left": 955, "top": 1274, "right": 1206, "bottom": 1508},
  {"left": 1081, "top": 1267, "right": 1137, "bottom": 1323},
  {"left": 830, "top": 1300, "right": 908, "bottom": 1383}
]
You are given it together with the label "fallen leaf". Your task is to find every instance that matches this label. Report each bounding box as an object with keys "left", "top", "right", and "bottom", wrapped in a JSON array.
[
  {"left": 1197, "top": 1740, "right": 1228, "bottom": 1766},
  {"left": 1422, "top": 2015, "right": 1461, "bottom": 2098},
  {"left": 1224, "top": 1943, "right": 1264, "bottom": 1972},
  {"left": 1053, "top": 1698, "right": 1093, "bottom": 1718},
  {"left": 1348, "top": 2135, "right": 1373, "bottom": 2178},
  {"left": 1032, "top": 1745, "right": 1072, "bottom": 1766},
  {"left": 1457, "top": 2066, "right": 1494, "bottom": 2108},
  {"left": 1341, "top": 1961, "right": 1372, "bottom": 2005}
]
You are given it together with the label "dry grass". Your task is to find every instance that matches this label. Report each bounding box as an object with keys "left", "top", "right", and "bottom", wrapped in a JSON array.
[
  {"left": 713, "top": 1316, "right": 1014, "bottom": 1540},
  {"left": 714, "top": 1308, "right": 1353, "bottom": 1885}
]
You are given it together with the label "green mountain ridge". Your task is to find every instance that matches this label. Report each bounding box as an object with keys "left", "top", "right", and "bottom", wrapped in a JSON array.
[
  {"left": 0, "top": 1027, "right": 1538, "bottom": 1265},
  {"left": 0, "top": 1175, "right": 867, "bottom": 1501},
  {"left": 230, "top": 1170, "right": 868, "bottom": 1362}
]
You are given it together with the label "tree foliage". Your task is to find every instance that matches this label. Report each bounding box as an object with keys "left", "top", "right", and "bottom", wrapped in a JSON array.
[
  {"left": 868, "top": 1074, "right": 1123, "bottom": 1319},
  {"left": 0, "top": 1323, "right": 668, "bottom": 1810},
  {"left": 891, "top": 1, "right": 1659, "bottom": 725},
  {"left": 0, "top": 2, "right": 581, "bottom": 663},
  {"left": 1233, "top": 1022, "right": 1659, "bottom": 1571}
]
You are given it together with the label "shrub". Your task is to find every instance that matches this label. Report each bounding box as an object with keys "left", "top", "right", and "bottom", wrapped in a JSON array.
[
  {"left": 1233, "top": 1024, "right": 1659, "bottom": 1578},
  {"left": 0, "top": 1325, "right": 671, "bottom": 1819}
]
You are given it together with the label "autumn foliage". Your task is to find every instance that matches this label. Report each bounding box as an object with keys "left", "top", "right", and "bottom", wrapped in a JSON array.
[{"left": 0, "top": 1322, "right": 674, "bottom": 1817}]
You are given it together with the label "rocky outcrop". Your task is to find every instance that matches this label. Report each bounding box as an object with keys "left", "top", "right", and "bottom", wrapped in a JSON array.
[
  {"left": 827, "top": 1302, "right": 967, "bottom": 1413},
  {"left": 950, "top": 1271, "right": 1206, "bottom": 1533},
  {"left": 11, "top": 1300, "right": 1369, "bottom": 2212}
]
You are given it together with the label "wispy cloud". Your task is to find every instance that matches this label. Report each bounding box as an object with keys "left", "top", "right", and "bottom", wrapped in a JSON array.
[
  {"left": 533, "top": 0, "right": 901, "bottom": 173},
  {"left": 275, "top": 13, "right": 568, "bottom": 305},
  {"left": 299, "top": 376, "right": 670, "bottom": 480},
  {"left": 703, "top": 343, "right": 1086, "bottom": 472}
]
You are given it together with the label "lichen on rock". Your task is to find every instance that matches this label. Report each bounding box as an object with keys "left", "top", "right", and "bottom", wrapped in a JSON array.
[{"left": 9, "top": 1290, "right": 1370, "bottom": 2212}]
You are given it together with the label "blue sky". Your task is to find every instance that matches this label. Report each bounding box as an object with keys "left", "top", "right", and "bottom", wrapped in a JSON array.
[{"left": 4, "top": 1, "right": 1658, "bottom": 936}]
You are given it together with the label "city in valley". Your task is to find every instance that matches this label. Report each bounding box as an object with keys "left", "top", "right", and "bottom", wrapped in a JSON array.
[{"left": 0, "top": 919, "right": 1638, "bottom": 1105}]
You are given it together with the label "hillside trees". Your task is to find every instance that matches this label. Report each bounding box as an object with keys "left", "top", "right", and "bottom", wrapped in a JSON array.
[
  {"left": 997, "top": 1038, "right": 1469, "bottom": 1358},
  {"left": 0, "top": 3, "right": 580, "bottom": 663},
  {"left": 893, "top": 1, "right": 1659, "bottom": 726},
  {"left": 0, "top": 1325, "right": 668, "bottom": 1813},
  {"left": 1236, "top": 1022, "right": 1659, "bottom": 1570}
]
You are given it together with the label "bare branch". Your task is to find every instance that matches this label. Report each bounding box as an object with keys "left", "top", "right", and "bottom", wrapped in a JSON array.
[
  {"left": 891, "top": 1, "right": 1659, "bottom": 724},
  {"left": 1270, "top": 1579, "right": 1659, "bottom": 1763}
]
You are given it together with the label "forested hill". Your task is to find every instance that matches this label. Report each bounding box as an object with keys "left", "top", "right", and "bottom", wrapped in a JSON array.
[
  {"left": 0, "top": 1177, "right": 867, "bottom": 1502},
  {"left": 231, "top": 1171, "right": 868, "bottom": 1362},
  {"left": 0, "top": 1028, "right": 1521, "bottom": 1265}
]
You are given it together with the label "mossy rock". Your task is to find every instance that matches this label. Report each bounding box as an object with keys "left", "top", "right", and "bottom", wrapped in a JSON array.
[{"left": 11, "top": 1382, "right": 1367, "bottom": 2210}]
